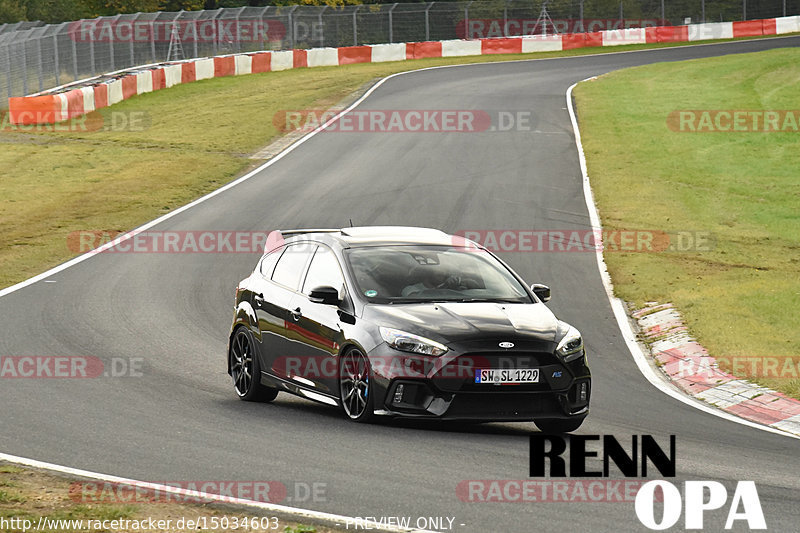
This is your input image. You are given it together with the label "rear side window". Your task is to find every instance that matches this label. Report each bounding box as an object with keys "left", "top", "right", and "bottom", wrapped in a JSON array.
[
  {"left": 259, "top": 248, "right": 283, "bottom": 278},
  {"left": 271, "top": 243, "right": 315, "bottom": 291}
]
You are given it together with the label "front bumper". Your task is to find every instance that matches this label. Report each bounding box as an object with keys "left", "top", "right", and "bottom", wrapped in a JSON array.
[{"left": 367, "top": 344, "right": 591, "bottom": 421}]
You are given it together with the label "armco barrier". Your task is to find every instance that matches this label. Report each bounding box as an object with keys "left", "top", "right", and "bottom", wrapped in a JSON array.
[
  {"left": 777, "top": 15, "right": 800, "bottom": 33},
  {"left": 307, "top": 48, "right": 339, "bottom": 67},
  {"left": 441, "top": 39, "right": 483, "bottom": 57},
  {"left": 688, "top": 22, "right": 735, "bottom": 41},
  {"left": 271, "top": 50, "right": 293, "bottom": 71},
  {"left": 7, "top": 15, "right": 799, "bottom": 126},
  {"left": 371, "top": 43, "right": 406, "bottom": 63},
  {"left": 521, "top": 35, "right": 562, "bottom": 52},
  {"left": 646, "top": 25, "right": 690, "bottom": 42},
  {"left": 480, "top": 38, "right": 522, "bottom": 54},
  {"left": 338, "top": 46, "right": 373, "bottom": 65},
  {"left": 601, "top": 28, "right": 647, "bottom": 46},
  {"left": 406, "top": 41, "right": 442, "bottom": 59}
]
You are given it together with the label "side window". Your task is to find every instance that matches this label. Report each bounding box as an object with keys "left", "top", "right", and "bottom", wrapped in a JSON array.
[
  {"left": 303, "top": 246, "right": 345, "bottom": 298},
  {"left": 259, "top": 248, "right": 283, "bottom": 278},
  {"left": 271, "top": 243, "right": 315, "bottom": 291}
]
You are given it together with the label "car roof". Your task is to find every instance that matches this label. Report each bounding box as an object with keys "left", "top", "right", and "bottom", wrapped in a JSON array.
[{"left": 279, "top": 226, "right": 471, "bottom": 249}]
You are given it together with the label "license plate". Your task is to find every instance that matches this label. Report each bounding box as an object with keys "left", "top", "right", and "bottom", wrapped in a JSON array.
[{"left": 475, "top": 368, "right": 539, "bottom": 384}]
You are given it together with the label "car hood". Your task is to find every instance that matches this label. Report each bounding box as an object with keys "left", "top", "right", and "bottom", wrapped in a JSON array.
[{"left": 363, "top": 302, "right": 560, "bottom": 345}]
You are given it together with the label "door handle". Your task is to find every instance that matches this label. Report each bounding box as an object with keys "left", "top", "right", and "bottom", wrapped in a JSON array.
[{"left": 291, "top": 307, "right": 302, "bottom": 321}]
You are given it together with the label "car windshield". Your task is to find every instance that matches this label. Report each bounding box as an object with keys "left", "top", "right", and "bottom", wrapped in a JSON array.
[{"left": 345, "top": 246, "right": 531, "bottom": 303}]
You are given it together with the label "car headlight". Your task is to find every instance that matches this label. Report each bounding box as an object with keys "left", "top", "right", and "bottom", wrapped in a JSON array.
[
  {"left": 556, "top": 325, "right": 584, "bottom": 363},
  {"left": 379, "top": 327, "right": 448, "bottom": 357}
]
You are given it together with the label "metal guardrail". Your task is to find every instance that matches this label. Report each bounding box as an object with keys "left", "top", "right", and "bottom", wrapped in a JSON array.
[{"left": 1, "top": 1, "right": 798, "bottom": 100}]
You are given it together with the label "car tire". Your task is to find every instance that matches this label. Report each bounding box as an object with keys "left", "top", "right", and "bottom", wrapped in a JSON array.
[
  {"left": 230, "top": 327, "right": 279, "bottom": 402},
  {"left": 339, "top": 347, "right": 374, "bottom": 423},
  {"left": 534, "top": 416, "right": 586, "bottom": 434}
]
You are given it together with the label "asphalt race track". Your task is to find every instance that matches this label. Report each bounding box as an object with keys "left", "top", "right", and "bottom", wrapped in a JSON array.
[{"left": 2, "top": 36, "right": 799, "bottom": 532}]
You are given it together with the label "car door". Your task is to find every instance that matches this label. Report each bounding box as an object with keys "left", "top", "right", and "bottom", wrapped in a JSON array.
[
  {"left": 251, "top": 242, "right": 315, "bottom": 382},
  {"left": 285, "top": 244, "right": 348, "bottom": 396}
]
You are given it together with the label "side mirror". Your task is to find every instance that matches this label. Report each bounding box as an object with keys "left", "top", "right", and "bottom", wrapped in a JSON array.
[
  {"left": 308, "top": 285, "right": 340, "bottom": 305},
  {"left": 531, "top": 283, "right": 551, "bottom": 303}
]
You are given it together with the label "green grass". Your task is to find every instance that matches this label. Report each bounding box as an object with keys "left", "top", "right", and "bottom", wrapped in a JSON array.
[
  {"left": 45, "top": 503, "right": 138, "bottom": 521},
  {"left": 0, "top": 508, "right": 31, "bottom": 518},
  {"left": 0, "top": 34, "right": 792, "bottom": 290},
  {"left": 1, "top": 32, "right": 798, "bottom": 399},
  {"left": 574, "top": 47, "right": 800, "bottom": 398},
  {"left": 0, "top": 489, "right": 26, "bottom": 503},
  {"left": 0, "top": 464, "right": 349, "bottom": 532},
  {"left": 285, "top": 526, "right": 317, "bottom": 533}
]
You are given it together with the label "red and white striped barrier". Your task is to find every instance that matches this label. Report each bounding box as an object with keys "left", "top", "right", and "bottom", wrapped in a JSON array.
[{"left": 7, "top": 15, "right": 799, "bottom": 125}]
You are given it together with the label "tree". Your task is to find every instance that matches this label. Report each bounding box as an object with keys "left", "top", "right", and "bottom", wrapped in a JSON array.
[
  {"left": 163, "top": 0, "right": 204, "bottom": 10},
  {"left": 23, "top": 0, "right": 94, "bottom": 23},
  {"left": 0, "top": 0, "right": 27, "bottom": 24},
  {"left": 72, "top": 0, "right": 206, "bottom": 20},
  {"left": 202, "top": 0, "right": 363, "bottom": 7}
]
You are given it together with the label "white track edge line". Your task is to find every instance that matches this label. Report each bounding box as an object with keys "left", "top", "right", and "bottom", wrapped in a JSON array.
[
  {"left": 0, "top": 452, "right": 433, "bottom": 533},
  {"left": 4, "top": 36, "right": 797, "bottom": 301},
  {"left": 0, "top": 69, "right": 405, "bottom": 300},
  {"left": 0, "top": 68, "right": 438, "bottom": 531},
  {"left": 5, "top": 34, "right": 796, "bottom": 302},
  {"left": 566, "top": 79, "right": 799, "bottom": 440},
  {"left": 0, "top": 41, "right": 796, "bottom": 522}
]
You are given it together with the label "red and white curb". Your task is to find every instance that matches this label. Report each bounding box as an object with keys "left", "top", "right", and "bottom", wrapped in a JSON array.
[
  {"left": 633, "top": 303, "right": 800, "bottom": 436},
  {"left": 7, "top": 14, "right": 800, "bottom": 125},
  {"left": 568, "top": 78, "right": 798, "bottom": 440}
]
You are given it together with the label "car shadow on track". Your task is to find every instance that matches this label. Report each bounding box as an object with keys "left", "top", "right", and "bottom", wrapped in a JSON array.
[{"left": 220, "top": 395, "right": 534, "bottom": 436}]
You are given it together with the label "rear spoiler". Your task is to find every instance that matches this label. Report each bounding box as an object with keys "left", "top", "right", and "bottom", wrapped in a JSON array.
[
  {"left": 279, "top": 229, "right": 340, "bottom": 237},
  {"left": 264, "top": 228, "right": 340, "bottom": 254}
]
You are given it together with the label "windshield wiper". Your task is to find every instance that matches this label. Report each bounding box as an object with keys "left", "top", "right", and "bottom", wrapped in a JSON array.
[
  {"left": 388, "top": 298, "right": 526, "bottom": 304},
  {"left": 388, "top": 299, "right": 444, "bottom": 304},
  {"left": 453, "top": 298, "right": 526, "bottom": 303}
]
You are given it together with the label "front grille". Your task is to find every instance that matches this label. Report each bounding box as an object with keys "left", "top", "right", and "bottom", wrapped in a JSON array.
[
  {"left": 445, "top": 392, "right": 562, "bottom": 418},
  {"left": 433, "top": 352, "right": 567, "bottom": 393}
]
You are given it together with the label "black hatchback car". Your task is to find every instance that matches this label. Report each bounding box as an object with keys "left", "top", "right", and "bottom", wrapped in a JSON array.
[{"left": 228, "top": 226, "right": 590, "bottom": 433}]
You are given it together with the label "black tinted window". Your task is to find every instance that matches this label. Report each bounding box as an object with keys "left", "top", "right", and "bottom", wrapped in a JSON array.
[
  {"left": 272, "top": 244, "right": 315, "bottom": 290},
  {"left": 303, "top": 246, "right": 345, "bottom": 297},
  {"left": 259, "top": 248, "right": 283, "bottom": 278},
  {"left": 345, "top": 246, "right": 530, "bottom": 303}
]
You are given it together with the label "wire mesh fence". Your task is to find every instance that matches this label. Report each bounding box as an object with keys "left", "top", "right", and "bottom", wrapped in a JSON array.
[{"left": 1, "top": 0, "right": 798, "bottom": 100}]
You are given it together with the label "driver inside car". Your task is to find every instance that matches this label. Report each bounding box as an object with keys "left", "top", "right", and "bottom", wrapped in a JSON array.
[{"left": 402, "top": 265, "right": 459, "bottom": 296}]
